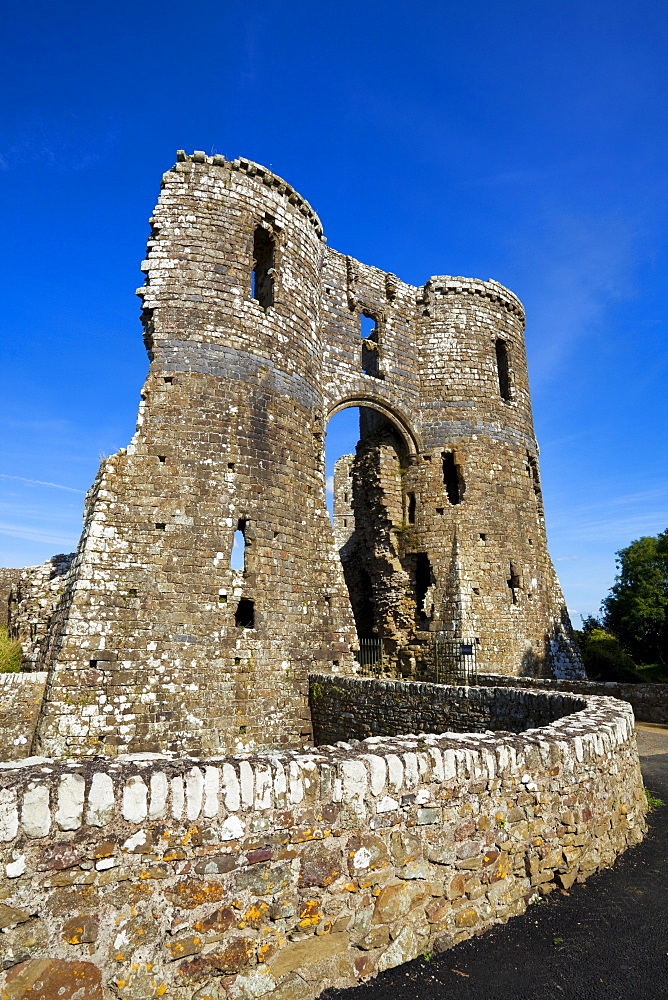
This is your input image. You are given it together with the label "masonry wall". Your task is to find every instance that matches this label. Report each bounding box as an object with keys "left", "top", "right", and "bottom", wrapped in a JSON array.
[
  {"left": 0, "top": 674, "right": 47, "bottom": 761},
  {"left": 309, "top": 674, "right": 587, "bottom": 744},
  {"left": 32, "top": 151, "right": 581, "bottom": 759},
  {"left": 0, "top": 682, "right": 645, "bottom": 1000},
  {"left": 6, "top": 555, "right": 74, "bottom": 670},
  {"left": 478, "top": 673, "right": 668, "bottom": 725}
]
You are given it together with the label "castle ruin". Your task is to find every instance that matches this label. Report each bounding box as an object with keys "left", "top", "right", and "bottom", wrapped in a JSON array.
[
  {"left": 1, "top": 154, "right": 653, "bottom": 1000},
  {"left": 9, "top": 151, "right": 582, "bottom": 759}
]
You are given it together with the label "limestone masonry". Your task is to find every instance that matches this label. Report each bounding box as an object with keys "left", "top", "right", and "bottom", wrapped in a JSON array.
[
  {"left": 5, "top": 151, "right": 582, "bottom": 761},
  {"left": 0, "top": 679, "right": 647, "bottom": 1000}
]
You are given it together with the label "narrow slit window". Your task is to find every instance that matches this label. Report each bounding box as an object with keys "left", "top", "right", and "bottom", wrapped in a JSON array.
[
  {"left": 442, "top": 452, "right": 465, "bottom": 505},
  {"left": 230, "top": 518, "right": 247, "bottom": 571},
  {"left": 495, "top": 339, "right": 511, "bottom": 400},
  {"left": 235, "top": 598, "right": 255, "bottom": 628},
  {"left": 251, "top": 226, "right": 274, "bottom": 310},
  {"left": 507, "top": 562, "right": 521, "bottom": 604},
  {"left": 406, "top": 492, "right": 416, "bottom": 524},
  {"left": 527, "top": 454, "right": 545, "bottom": 517}
]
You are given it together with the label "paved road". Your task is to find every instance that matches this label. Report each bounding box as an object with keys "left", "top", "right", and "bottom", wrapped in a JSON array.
[{"left": 324, "top": 724, "right": 668, "bottom": 1000}]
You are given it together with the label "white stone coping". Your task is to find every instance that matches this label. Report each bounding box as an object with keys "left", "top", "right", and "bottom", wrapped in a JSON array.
[{"left": 0, "top": 689, "right": 636, "bottom": 850}]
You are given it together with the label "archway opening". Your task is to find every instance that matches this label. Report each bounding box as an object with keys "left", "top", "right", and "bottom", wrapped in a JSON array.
[{"left": 325, "top": 404, "right": 429, "bottom": 669}]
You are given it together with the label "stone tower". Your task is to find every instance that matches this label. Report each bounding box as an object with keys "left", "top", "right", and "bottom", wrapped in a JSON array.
[{"left": 33, "top": 152, "right": 582, "bottom": 759}]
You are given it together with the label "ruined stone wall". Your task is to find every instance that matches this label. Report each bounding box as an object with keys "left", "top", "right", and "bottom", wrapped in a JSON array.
[
  {"left": 478, "top": 673, "right": 668, "bottom": 725},
  {"left": 309, "top": 674, "right": 587, "bottom": 745},
  {"left": 0, "top": 570, "right": 21, "bottom": 631},
  {"left": 33, "top": 151, "right": 581, "bottom": 759},
  {"left": 0, "top": 684, "right": 645, "bottom": 1000},
  {"left": 33, "top": 154, "right": 358, "bottom": 760},
  {"left": 5, "top": 555, "right": 74, "bottom": 670},
  {"left": 327, "top": 272, "right": 581, "bottom": 680},
  {"left": 0, "top": 673, "right": 47, "bottom": 761}
]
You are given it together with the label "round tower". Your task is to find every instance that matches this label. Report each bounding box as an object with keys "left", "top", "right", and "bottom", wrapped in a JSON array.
[
  {"left": 36, "top": 154, "right": 357, "bottom": 758},
  {"left": 412, "top": 277, "right": 580, "bottom": 676}
]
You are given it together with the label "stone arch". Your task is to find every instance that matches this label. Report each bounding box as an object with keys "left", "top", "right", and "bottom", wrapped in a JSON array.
[{"left": 326, "top": 395, "right": 421, "bottom": 457}]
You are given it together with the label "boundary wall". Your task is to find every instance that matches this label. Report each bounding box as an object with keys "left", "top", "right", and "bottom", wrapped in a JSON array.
[
  {"left": 0, "top": 679, "right": 646, "bottom": 1000},
  {"left": 478, "top": 673, "right": 668, "bottom": 726}
]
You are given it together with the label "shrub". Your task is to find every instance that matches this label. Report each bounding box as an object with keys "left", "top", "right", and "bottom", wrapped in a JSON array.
[{"left": 580, "top": 628, "right": 638, "bottom": 683}]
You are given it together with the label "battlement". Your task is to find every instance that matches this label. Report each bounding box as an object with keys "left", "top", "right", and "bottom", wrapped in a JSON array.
[{"left": 172, "top": 149, "right": 325, "bottom": 237}]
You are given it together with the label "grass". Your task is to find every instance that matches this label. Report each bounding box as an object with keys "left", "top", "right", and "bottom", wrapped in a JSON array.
[
  {"left": 634, "top": 664, "right": 668, "bottom": 684},
  {"left": 0, "top": 626, "right": 22, "bottom": 673},
  {"left": 645, "top": 788, "right": 666, "bottom": 812}
]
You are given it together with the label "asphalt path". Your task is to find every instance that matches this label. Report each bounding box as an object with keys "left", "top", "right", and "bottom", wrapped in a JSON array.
[{"left": 324, "top": 724, "right": 668, "bottom": 1000}]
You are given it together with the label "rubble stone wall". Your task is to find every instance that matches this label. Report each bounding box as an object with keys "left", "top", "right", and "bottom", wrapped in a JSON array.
[
  {"left": 0, "top": 683, "right": 646, "bottom": 1000},
  {"left": 309, "top": 674, "right": 587, "bottom": 745},
  {"left": 5, "top": 555, "right": 74, "bottom": 670},
  {"left": 478, "top": 673, "right": 668, "bottom": 725},
  {"left": 0, "top": 674, "right": 47, "bottom": 761}
]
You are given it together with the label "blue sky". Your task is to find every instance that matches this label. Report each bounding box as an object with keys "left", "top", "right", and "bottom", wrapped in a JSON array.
[{"left": 1, "top": 0, "right": 666, "bottom": 621}]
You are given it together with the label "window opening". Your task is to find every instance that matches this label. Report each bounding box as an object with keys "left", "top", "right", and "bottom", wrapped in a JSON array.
[
  {"left": 495, "top": 339, "right": 511, "bottom": 400},
  {"left": 441, "top": 451, "right": 464, "bottom": 505},
  {"left": 507, "top": 563, "right": 520, "bottom": 604},
  {"left": 414, "top": 553, "right": 432, "bottom": 623},
  {"left": 230, "top": 519, "right": 247, "bottom": 571},
  {"left": 235, "top": 598, "right": 255, "bottom": 628},
  {"left": 251, "top": 226, "right": 274, "bottom": 310},
  {"left": 354, "top": 566, "right": 377, "bottom": 639},
  {"left": 526, "top": 454, "right": 544, "bottom": 516},
  {"left": 155, "top": 522, "right": 166, "bottom": 530},
  {"left": 360, "top": 312, "right": 381, "bottom": 378},
  {"left": 406, "top": 492, "right": 416, "bottom": 524}
]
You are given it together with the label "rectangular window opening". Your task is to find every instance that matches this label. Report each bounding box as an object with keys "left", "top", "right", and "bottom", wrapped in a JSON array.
[
  {"left": 360, "top": 312, "right": 382, "bottom": 379},
  {"left": 231, "top": 518, "right": 247, "bottom": 571},
  {"left": 407, "top": 492, "right": 416, "bottom": 524},
  {"left": 414, "top": 552, "right": 433, "bottom": 623},
  {"left": 442, "top": 452, "right": 465, "bottom": 505},
  {"left": 495, "top": 339, "right": 511, "bottom": 400},
  {"left": 251, "top": 226, "right": 275, "bottom": 310},
  {"left": 235, "top": 598, "right": 255, "bottom": 628},
  {"left": 507, "top": 562, "right": 521, "bottom": 604},
  {"left": 155, "top": 522, "right": 166, "bottom": 530}
]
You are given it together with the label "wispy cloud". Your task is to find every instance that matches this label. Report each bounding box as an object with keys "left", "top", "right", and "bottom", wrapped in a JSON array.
[
  {"left": 0, "top": 474, "right": 85, "bottom": 494},
  {"left": 522, "top": 211, "right": 641, "bottom": 386},
  {"left": 0, "top": 520, "right": 78, "bottom": 547},
  {"left": 547, "top": 485, "right": 668, "bottom": 545},
  {"left": 555, "top": 555, "right": 579, "bottom": 561},
  {"left": 326, "top": 475, "right": 334, "bottom": 499}
]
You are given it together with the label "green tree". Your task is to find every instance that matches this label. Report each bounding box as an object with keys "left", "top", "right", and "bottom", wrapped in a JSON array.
[{"left": 602, "top": 529, "right": 668, "bottom": 665}]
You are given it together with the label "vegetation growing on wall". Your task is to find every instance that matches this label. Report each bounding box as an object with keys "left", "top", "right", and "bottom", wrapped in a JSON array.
[{"left": 0, "top": 626, "right": 21, "bottom": 673}]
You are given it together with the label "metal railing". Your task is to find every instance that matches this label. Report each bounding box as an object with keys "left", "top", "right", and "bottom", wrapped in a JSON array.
[
  {"left": 433, "top": 637, "right": 478, "bottom": 685},
  {"left": 355, "top": 637, "right": 383, "bottom": 674}
]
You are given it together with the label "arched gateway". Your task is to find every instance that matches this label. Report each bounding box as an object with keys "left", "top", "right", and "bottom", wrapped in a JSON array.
[{"left": 33, "top": 152, "right": 583, "bottom": 758}]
